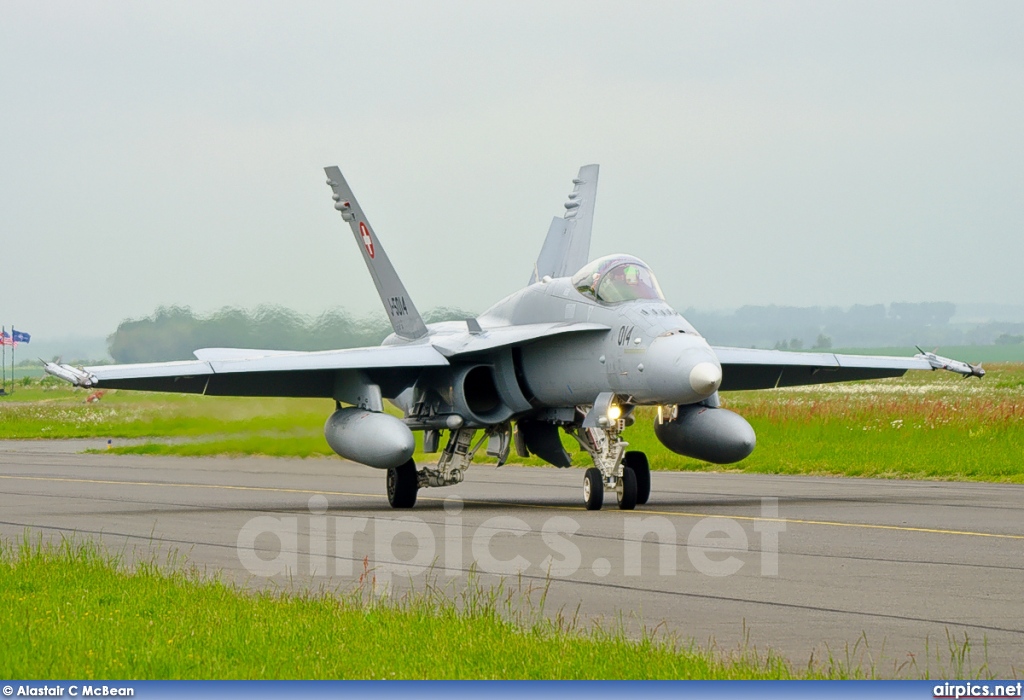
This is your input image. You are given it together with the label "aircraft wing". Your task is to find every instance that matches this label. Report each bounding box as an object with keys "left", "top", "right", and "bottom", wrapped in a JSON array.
[
  {"left": 712, "top": 346, "right": 937, "bottom": 391},
  {"left": 45, "top": 344, "right": 449, "bottom": 399},
  {"left": 192, "top": 348, "right": 298, "bottom": 361},
  {"left": 431, "top": 322, "right": 610, "bottom": 357},
  {"left": 47, "top": 323, "right": 610, "bottom": 395}
]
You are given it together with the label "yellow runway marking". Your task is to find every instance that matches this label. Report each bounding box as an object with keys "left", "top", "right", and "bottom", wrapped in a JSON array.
[
  {"left": 633, "top": 508, "right": 1024, "bottom": 540},
  {"left": 2, "top": 473, "right": 1023, "bottom": 541},
  {"left": 0, "top": 473, "right": 378, "bottom": 499}
]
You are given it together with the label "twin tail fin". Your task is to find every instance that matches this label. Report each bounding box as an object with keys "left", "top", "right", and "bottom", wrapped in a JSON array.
[{"left": 324, "top": 166, "right": 428, "bottom": 340}]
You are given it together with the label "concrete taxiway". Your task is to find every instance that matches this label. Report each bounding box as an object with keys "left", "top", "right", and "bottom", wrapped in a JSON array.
[{"left": 1, "top": 440, "right": 1021, "bottom": 676}]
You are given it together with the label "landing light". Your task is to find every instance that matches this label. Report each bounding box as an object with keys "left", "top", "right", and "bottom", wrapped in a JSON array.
[{"left": 607, "top": 404, "right": 622, "bottom": 421}]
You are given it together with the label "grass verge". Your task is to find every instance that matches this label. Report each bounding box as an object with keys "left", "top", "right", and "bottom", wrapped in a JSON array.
[{"left": 2, "top": 537, "right": 835, "bottom": 680}]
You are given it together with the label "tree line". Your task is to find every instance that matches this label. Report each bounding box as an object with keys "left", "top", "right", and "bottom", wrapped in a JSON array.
[
  {"left": 107, "top": 301, "right": 1024, "bottom": 364},
  {"left": 107, "top": 305, "right": 474, "bottom": 363},
  {"left": 682, "top": 302, "right": 1024, "bottom": 349}
]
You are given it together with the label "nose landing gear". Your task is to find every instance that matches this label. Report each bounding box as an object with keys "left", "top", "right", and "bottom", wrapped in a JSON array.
[
  {"left": 623, "top": 450, "right": 651, "bottom": 505},
  {"left": 615, "top": 466, "right": 638, "bottom": 510},
  {"left": 568, "top": 420, "right": 650, "bottom": 511},
  {"left": 583, "top": 467, "right": 604, "bottom": 510}
]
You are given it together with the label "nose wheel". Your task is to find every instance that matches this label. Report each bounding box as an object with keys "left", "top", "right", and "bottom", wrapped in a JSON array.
[
  {"left": 583, "top": 468, "right": 604, "bottom": 510},
  {"left": 568, "top": 417, "right": 651, "bottom": 511},
  {"left": 581, "top": 453, "right": 649, "bottom": 511},
  {"left": 623, "top": 451, "right": 651, "bottom": 505},
  {"left": 616, "top": 467, "right": 637, "bottom": 510}
]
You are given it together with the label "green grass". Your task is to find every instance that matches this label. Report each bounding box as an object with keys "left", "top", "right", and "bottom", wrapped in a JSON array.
[
  {"left": 5, "top": 366, "right": 1023, "bottom": 483},
  {"left": 109, "top": 435, "right": 335, "bottom": 458},
  {"left": 1, "top": 537, "right": 829, "bottom": 680},
  {"left": 0, "top": 377, "right": 332, "bottom": 440}
]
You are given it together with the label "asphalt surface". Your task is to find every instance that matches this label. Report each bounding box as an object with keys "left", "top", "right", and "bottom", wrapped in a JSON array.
[{"left": 1, "top": 439, "right": 1022, "bottom": 677}]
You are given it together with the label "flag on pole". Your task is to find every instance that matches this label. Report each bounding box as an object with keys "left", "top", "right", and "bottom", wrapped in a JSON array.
[
  {"left": 0, "top": 331, "right": 11, "bottom": 346},
  {"left": 11, "top": 330, "right": 30, "bottom": 344}
]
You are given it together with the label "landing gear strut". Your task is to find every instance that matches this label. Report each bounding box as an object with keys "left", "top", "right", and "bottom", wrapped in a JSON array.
[{"left": 385, "top": 423, "right": 512, "bottom": 508}]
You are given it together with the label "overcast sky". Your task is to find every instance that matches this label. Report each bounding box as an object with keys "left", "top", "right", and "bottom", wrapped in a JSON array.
[{"left": 3, "top": 1, "right": 1022, "bottom": 339}]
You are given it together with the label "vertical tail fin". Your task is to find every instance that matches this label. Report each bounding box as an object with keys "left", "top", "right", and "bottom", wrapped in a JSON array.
[
  {"left": 529, "top": 164, "right": 599, "bottom": 284},
  {"left": 324, "top": 166, "right": 428, "bottom": 340}
]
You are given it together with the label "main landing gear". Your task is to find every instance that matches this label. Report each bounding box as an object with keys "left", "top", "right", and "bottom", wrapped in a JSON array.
[
  {"left": 384, "top": 424, "right": 512, "bottom": 509},
  {"left": 567, "top": 420, "right": 651, "bottom": 511},
  {"left": 384, "top": 418, "right": 651, "bottom": 512},
  {"left": 386, "top": 459, "right": 418, "bottom": 508}
]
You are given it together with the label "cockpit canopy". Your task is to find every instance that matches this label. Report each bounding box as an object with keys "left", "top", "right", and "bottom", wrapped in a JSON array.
[{"left": 570, "top": 255, "right": 665, "bottom": 304}]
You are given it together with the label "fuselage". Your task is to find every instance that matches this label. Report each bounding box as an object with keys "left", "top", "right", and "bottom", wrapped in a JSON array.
[
  {"left": 486, "top": 276, "right": 721, "bottom": 407},
  {"left": 384, "top": 256, "right": 722, "bottom": 417}
]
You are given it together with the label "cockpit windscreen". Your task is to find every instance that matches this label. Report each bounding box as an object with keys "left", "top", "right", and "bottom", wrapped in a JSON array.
[{"left": 571, "top": 255, "right": 665, "bottom": 304}]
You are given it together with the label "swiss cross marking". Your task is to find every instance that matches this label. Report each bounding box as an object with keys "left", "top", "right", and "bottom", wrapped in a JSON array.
[{"left": 359, "top": 221, "right": 375, "bottom": 259}]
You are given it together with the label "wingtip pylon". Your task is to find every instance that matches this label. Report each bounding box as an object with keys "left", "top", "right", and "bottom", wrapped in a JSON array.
[
  {"left": 913, "top": 347, "right": 986, "bottom": 379},
  {"left": 42, "top": 360, "right": 97, "bottom": 387}
]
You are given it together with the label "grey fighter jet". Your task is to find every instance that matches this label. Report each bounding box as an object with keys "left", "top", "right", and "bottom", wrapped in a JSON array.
[{"left": 45, "top": 165, "right": 984, "bottom": 510}]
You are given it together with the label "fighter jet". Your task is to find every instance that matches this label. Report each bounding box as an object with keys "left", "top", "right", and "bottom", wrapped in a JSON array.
[{"left": 45, "top": 165, "right": 984, "bottom": 510}]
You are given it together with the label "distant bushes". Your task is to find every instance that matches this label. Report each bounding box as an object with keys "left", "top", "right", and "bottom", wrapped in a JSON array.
[
  {"left": 683, "top": 302, "right": 1024, "bottom": 349},
  {"left": 107, "top": 305, "right": 474, "bottom": 363}
]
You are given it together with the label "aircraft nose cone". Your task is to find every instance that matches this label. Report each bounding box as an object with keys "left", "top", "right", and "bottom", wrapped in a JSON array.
[
  {"left": 689, "top": 361, "right": 722, "bottom": 397},
  {"left": 643, "top": 335, "right": 723, "bottom": 404}
]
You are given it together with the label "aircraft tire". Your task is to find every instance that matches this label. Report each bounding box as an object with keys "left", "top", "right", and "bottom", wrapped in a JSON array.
[
  {"left": 583, "top": 468, "right": 604, "bottom": 511},
  {"left": 616, "top": 467, "right": 638, "bottom": 510},
  {"left": 387, "top": 459, "right": 419, "bottom": 509},
  {"left": 624, "top": 451, "right": 651, "bottom": 505}
]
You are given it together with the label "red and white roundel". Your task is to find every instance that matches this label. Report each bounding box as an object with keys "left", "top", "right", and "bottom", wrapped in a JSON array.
[{"left": 359, "top": 221, "right": 375, "bottom": 259}]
